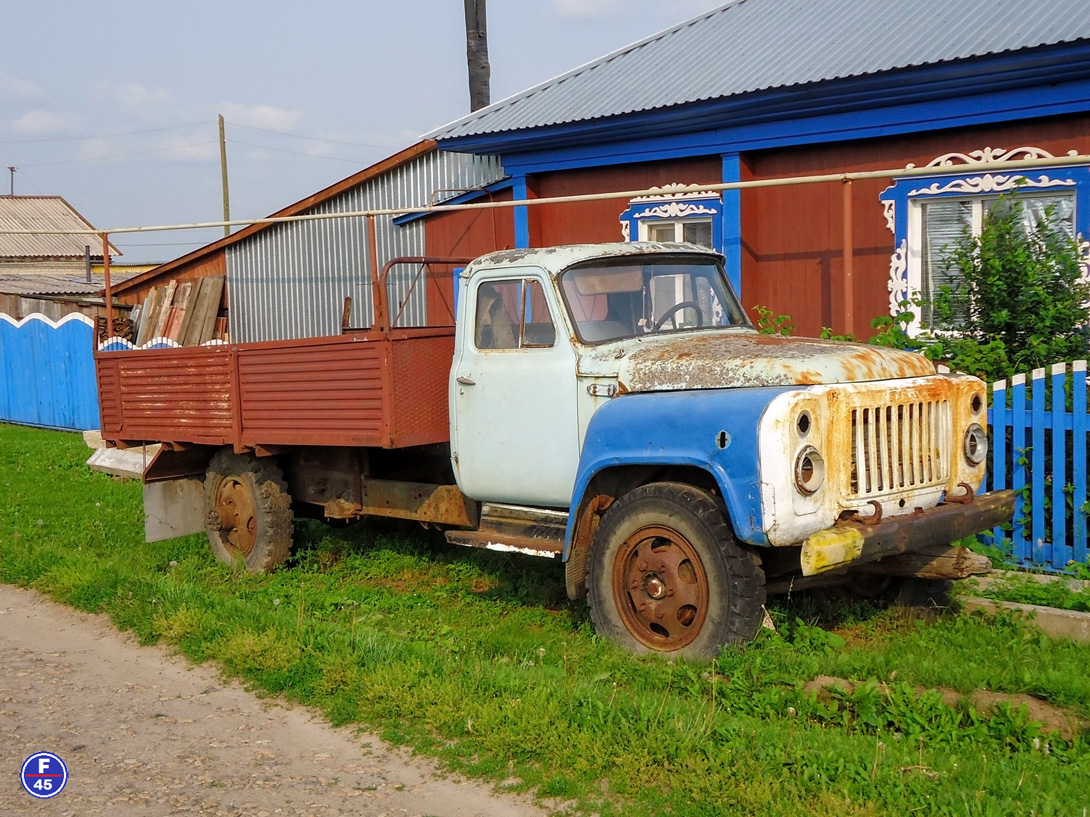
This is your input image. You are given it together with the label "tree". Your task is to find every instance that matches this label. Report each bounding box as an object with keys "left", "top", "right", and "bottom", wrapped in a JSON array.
[{"left": 925, "top": 192, "right": 1090, "bottom": 382}]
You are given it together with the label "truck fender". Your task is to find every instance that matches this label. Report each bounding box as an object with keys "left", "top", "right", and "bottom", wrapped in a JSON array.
[{"left": 563, "top": 388, "right": 795, "bottom": 599}]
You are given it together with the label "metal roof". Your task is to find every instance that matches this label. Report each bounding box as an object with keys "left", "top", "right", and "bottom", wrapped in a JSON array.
[
  {"left": 0, "top": 271, "right": 137, "bottom": 297},
  {"left": 429, "top": 0, "right": 1090, "bottom": 141},
  {"left": 0, "top": 196, "right": 115, "bottom": 259}
]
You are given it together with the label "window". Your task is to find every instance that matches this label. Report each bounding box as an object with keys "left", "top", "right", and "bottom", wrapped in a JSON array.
[
  {"left": 919, "top": 192, "right": 1075, "bottom": 324},
  {"left": 559, "top": 255, "right": 749, "bottom": 344},
  {"left": 474, "top": 279, "right": 555, "bottom": 350},
  {"left": 619, "top": 184, "right": 721, "bottom": 250},
  {"left": 879, "top": 147, "right": 1090, "bottom": 330}
]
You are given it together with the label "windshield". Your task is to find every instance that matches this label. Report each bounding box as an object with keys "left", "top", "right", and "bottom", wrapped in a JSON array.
[{"left": 559, "top": 255, "right": 751, "bottom": 344}]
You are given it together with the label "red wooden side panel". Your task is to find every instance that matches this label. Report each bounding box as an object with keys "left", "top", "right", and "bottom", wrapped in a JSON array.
[
  {"left": 389, "top": 333, "right": 456, "bottom": 447},
  {"left": 96, "top": 356, "right": 122, "bottom": 434},
  {"left": 96, "top": 347, "right": 234, "bottom": 444},
  {"left": 237, "top": 337, "right": 388, "bottom": 447}
]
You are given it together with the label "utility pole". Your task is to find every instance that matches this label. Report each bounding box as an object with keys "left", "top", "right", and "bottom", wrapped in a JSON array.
[
  {"left": 6, "top": 166, "right": 15, "bottom": 196},
  {"left": 218, "top": 115, "right": 231, "bottom": 237},
  {"left": 464, "top": 0, "right": 490, "bottom": 112}
]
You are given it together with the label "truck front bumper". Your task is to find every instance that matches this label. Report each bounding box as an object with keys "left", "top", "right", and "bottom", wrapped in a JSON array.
[{"left": 800, "top": 489, "right": 1015, "bottom": 576}]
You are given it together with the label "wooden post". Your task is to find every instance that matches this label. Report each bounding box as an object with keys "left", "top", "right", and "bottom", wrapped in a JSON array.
[
  {"left": 219, "top": 114, "right": 231, "bottom": 237},
  {"left": 463, "top": 0, "right": 490, "bottom": 112},
  {"left": 367, "top": 214, "right": 385, "bottom": 331},
  {"left": 841, "top": 178, "right": 855, "bottom": 335},
  {"left": 102, "top": 232, "right": 113, "bottom": 334}
]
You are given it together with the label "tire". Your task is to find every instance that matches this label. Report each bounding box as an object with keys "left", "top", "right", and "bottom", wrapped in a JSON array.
[
  {"left": 204, "top": 450, "right": 294, "bottom": 573},
  {"left": 586, "top": 482, "right": 765, "bottom": 660}
]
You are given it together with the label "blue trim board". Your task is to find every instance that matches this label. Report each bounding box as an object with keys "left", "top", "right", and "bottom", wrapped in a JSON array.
[
  {"left": 721, "top": 153, "right": 742, "bottom": 301},
  {"left": 391, "top": 178, "right": 514, "bottom": 226},
  {"left": 512, "top": 175, "right": 530, "bottom": 248},
  {"left": 438, "top": 43, "right": 1090, "bottom": 176}
]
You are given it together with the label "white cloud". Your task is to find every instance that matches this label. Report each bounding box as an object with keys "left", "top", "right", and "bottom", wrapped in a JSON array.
[
  {"left": 0, "top": 70, "right": 45, "bottom": 100},
  {"left": 219, "top": 103, "right": 302, "bottom": 132},
  {"left": 116, "top": 83, "right": 171, "bottom": 108},
  {"left": 552, "top": 0, "right": 622, "bottom": 19},
  {"left": 12, "top": 109, "right": 83, "bottom": 134}
]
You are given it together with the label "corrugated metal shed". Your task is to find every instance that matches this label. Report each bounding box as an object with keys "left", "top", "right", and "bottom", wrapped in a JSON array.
[
  {"left": 227, "top": 148, "right": 504, "bottom": 343},
  {"left": 0, "top": 197, "right": 117, "bottom": 259},
  {"left": 0, "top": 272, "right": 137, "bottom": 297},
  {"left": 429, "top": 0, "right": 1090, "bottom": 140}
]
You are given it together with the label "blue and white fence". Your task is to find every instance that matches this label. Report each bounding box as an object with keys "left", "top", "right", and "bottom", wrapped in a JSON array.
[
  {"left": 0, "top": 313, "right": 100, "bottom": 431},
  {"left": 987, "top": 361, "right": 1089, "bottom": 571}
]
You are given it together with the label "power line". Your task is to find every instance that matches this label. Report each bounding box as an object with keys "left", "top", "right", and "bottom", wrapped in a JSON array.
[
  {"left": 227, "top": 138, "right": 370, "bottom": 165},
  {"left": 21, "top": 139, "right": 220, "bottom": 167},
  {"left": 225, "top": 121, "right": 396, "bottom": 150},
  {"left": 0, "top": 121, "right": 207, "bottom": 145}
]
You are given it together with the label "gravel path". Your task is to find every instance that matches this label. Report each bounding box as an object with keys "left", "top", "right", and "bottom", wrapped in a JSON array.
[{"left": 0, "top": 584, "right": 548, "bottom": 817}]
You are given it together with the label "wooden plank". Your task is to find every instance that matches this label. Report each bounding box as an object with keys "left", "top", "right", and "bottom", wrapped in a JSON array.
[
  {"left": 179, "top": 278, "right": 208, "bottom": 347},
  {"left": 176, "top": 278, "right": 207, "bottom": 346},
  {"left": 149, "top": 280, "right": 178, "bottom": 342},
  {"left": 1031, "top": 368, "right": 1046, "bottom": 564},
  {"left": 213, "top": 316, "right": 228, "bottom": 342},
  {"left": 990, "top": 377, "right": 1007, "bottom": 548},
  {"left": 134, "top": 286, "right": 162, "bottom": 347},
  {"left": 164, "top": 282, "right": 193, "bottom": 343},
  {"left": 1074, "top": 361, "right": 1088, "bottom": 565},
  {"left": 191, "top": 276, "right": 225, "bottom": 346},
  {"left": 1011, "top": 373, "right": 1027, "bottom": 563},
  {"left": 1051, "top": 362, "right": 1068, "bottom": 569}
]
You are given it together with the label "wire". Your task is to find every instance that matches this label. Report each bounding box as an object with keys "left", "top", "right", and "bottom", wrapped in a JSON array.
[
  {"left": 21, "top": 140, "right": 220, "bottom": 167},
  {"left": 227, "top": 138, "right": 371, "bottom": 164},
  {"left": 225, "top": 121, "right": 395, "bottom": 150},
  {"left": 0, "top": 121, "right": 207, "bottom": 145}
]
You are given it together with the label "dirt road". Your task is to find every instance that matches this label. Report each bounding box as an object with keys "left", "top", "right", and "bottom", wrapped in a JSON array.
[{"left": 0, "top": 584, "right": 548, "bottom": 817}]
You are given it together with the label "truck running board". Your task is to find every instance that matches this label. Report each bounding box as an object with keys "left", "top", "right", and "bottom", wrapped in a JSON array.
[{"left": 444, "top": 503, "right": 567, "bottom": 559}]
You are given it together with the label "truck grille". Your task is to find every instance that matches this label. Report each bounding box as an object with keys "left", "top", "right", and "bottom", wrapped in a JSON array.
[{"left": 849, "top": 400, "right": 951, "bottom": 498}]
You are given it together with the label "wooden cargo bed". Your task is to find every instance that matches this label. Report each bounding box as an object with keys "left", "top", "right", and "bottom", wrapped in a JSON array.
[{"left": 95, "top": 328, "right": 455, "bottom": 450}]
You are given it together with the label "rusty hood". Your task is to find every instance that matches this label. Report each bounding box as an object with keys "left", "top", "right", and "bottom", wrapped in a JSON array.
[{"left": 581, "top": 331, "right": 936, "bottom": 391}]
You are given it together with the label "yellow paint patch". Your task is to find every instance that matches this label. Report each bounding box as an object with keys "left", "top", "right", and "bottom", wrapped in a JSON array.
[{"left": 800, "top": 526, "right": 865, "bottom": 576}]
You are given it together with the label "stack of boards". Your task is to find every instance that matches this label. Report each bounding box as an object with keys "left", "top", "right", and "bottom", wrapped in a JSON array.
[{"left": 134, "top": 276, "right": 226, "bottom": 347}]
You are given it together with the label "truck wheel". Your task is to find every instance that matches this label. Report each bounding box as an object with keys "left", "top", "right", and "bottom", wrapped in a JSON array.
[
  {"left": 586, "top": 482, "right": 765, "bottom": 659},
  {"left": 204, "top": 450, "right": 293, "bottom": 573}
]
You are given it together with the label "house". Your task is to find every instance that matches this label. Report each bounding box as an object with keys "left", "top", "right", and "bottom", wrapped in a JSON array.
[
  {"left": 116, "top": 0, "right": 1090, "bottom": 343},
  {"left": 420, "top": 0, "right": 1090, "bottom": 338},
  {"left": 0, "top": 196, "right": 129, "bottom": 430}
]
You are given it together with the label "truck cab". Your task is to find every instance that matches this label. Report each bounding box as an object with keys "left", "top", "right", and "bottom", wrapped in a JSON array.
[{"left": 446, "top": 243, "right": 1012, "bottom": 657}]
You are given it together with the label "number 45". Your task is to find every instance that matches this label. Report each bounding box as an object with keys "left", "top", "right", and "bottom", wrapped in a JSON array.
[{"left": 33, "top": 779, "right": 53, "bottom": 791}]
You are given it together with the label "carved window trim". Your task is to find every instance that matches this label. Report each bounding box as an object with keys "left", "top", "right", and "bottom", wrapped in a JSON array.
[
  {"left": 879, "top": 147, "right": 1090, "bottom": 328},
  {"left": 619, "top": 183, "right": 722, "bottom": 249}
]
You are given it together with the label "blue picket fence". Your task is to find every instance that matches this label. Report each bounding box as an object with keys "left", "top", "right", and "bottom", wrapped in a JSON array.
[
  {"left": 0, "top": 313, "right": 100, "bottom": 431},
  {"left": 987, "top": 361, "right": 1089, "bottom": 572}
]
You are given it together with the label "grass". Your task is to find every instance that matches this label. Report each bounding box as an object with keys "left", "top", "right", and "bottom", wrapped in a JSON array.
[{"left": 2, "top": 423, "right": 1089, "bottom": 816}]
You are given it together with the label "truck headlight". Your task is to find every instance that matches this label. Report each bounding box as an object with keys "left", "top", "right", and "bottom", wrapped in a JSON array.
[
  {"left": 964, "top": 423, "right": 987, "bottom": 466},
  {"left": 794, "top": 446, "right": 825, "bottom": 495}
]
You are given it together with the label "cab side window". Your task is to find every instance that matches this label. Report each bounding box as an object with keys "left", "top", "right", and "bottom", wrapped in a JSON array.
[{"left": 474, "top": 279, "right": 555, "bottom": 350}]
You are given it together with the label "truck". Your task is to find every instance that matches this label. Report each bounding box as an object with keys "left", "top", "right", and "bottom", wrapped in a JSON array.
[{"left": 95, "top": 242, "right": 1014, "bottom": 659}]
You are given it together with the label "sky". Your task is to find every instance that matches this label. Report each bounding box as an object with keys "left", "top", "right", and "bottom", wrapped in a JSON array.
[{"left": 0, "top": 0, "right": 723, "bottom": 264}]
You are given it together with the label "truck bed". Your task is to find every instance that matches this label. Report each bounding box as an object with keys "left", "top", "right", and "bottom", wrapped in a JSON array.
[{"left": 95, "top": 328, "right": 455, "bottom": 450}]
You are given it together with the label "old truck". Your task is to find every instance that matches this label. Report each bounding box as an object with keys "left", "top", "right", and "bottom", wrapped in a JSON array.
[{"left": 95, "top": 242, "right": 1013, "bottom": 658}]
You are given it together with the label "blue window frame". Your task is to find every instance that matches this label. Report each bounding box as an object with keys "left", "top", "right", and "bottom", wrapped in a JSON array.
[{"left": 879, "top": 147, "right": 1090, "bottom": 329}]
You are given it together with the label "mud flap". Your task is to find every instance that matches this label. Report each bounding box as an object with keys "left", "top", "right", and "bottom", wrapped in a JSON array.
[{"left": 144, "top": 479, "right": 205, "bottom": 542}]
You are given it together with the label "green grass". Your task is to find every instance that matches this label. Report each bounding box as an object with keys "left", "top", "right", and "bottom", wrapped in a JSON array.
[{"left": 2, "top": 423, "right": 1089, "bottom": 817}]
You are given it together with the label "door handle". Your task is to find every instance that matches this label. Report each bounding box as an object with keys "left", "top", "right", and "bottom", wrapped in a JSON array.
[{"left": 456, "top": 375, "right": 476, "bottom": 386}]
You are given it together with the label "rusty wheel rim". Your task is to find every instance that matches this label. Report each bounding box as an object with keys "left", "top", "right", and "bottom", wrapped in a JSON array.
[
  {"left": 612, "top": 525, "right": 709, "bottom": 651},
  {"left": 213, "top": 477, "right": 257, "bottom": 558}
]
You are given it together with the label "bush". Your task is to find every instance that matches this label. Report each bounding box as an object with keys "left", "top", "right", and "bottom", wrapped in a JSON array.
[{"left": 925, "top": 192, "right": 1090, "bottom": 382}]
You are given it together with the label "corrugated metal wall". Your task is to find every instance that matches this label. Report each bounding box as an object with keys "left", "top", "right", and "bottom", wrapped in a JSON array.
[{"left": 228, "top": 151, "right": 504, "bottom": 343}]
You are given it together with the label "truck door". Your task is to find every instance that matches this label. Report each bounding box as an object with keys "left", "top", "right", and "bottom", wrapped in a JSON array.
[{"left": 451, "top": 274, "right": 578, "bottom": 508}]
